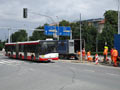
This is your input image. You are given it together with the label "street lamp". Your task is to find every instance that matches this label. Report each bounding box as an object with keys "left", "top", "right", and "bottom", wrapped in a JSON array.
[
  {"left": 56, "top": 16, "right": 59, "bottom": 40},
  {"left": 80, "top": 13, "right": 82, "bottom": 62}
]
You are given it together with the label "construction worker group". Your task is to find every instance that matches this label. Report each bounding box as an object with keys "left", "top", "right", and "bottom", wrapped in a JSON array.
[
  {"left": 77, "top": 47, "right": 119, "bottom": 67},
  {"left": 103, "top": 46, "right": 119, "bottom": 66}
]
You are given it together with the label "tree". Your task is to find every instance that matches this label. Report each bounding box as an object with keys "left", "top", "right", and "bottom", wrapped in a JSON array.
[
  {"left": 81, "top": 22, "right": 97, "bottom": 51},
  {"left": 70, "top": 21, "right": 80, "bottom": 39},
  {"left": 0, "top": 40, "right": 4, "bottom": 50},
  {"left": 59, "top": 20, "right": 70, "bottom": 26},
  {"left": 70, "top": 21, "right": 97, "bottom": 52},
  {"left": 11, "top": 30, "right": 27, "bottom": 42},
  {"left": 30, "top": 24, "right": 53, "bottom": 41},
  {"left": 98, "top": 10, "right": 118, "bottom": 51}
]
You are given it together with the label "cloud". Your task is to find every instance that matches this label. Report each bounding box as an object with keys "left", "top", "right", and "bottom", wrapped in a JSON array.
[{"left": 0, "top": 0, "right": 118, "bottom": 40}]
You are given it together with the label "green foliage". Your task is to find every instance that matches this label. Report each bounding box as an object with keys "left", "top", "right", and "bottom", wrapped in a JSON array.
[
  {"left": 98, "top": 10, "right": 118, "bottom": 51},
  {"left": 30, "top": 25, "right": 52, "bottom": 41},
  {"left": 70, "top": 21, "right": 97, "bottom": 52},
  {"left": 0, "top": 40, "right": 4, "bottom": 50},
  {"left": 104, "top": 10, "right": 118, "bottom": 25},
  {"left": 11, "top": 30, "right": 27, "bottom": 42},
  {"left": 70, "top": 22, "right": 80, "bottom": 39},
  {"left": 59, "top": 20, "right": 70, "bottom": 26},
  {"left": 82, "top": 22, "right": 97, "bottom": 51}
]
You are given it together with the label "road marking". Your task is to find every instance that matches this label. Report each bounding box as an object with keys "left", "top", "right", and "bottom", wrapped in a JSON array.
[
  {"left": 84, "top": 69, "right": 95, "bottom": 72},
  {"left": 0, "top": 60, "right": 20, "bottom": 65},
  {"left": 106, "top": 73, "right": 120, "bottom": 76}
]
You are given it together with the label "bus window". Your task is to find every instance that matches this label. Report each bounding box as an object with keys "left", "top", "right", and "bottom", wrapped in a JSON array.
[{"left": 39, "top": 41, "right": 57, "bottom": 54}]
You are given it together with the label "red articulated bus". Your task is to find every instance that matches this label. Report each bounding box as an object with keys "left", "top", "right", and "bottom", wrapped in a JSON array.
[{"left": 5, "top": 40, "right": 59, "bottom": 61}]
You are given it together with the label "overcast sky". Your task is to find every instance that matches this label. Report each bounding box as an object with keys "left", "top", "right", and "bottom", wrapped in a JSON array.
[{"left": 0, "top": 0, "right": 119, "bottom": 41}]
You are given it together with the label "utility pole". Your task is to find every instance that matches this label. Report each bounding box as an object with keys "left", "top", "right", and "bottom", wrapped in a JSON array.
[
  {"left": 70, "top": 30, "right": 72, "bottom": 40},
  {"left": 80, "top": 13, "right": 82, "bottom": 62},
  {"left": 56, "top": 16, "right": 59, "bottom": 40},
  {"left": 118, "top": 0, "right": 120, "bottom": 34},
  {"left": 96, "top": 30, "right": 98, "bottom": 53}
]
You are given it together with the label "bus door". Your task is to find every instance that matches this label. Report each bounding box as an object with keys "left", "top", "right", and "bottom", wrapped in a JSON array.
[{"left": 16, "top": 43, "right": 19, "bottom": 58}]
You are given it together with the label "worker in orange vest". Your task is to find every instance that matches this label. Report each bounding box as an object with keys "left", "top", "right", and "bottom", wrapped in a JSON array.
[
  {"left": 103, "top": 46, "right": 108, "bottom": 63},
  {"left": 82, "top": 48, "right": 86, "bottom": 60},
  {"left": 87, "top": 51, "right": 92, "bottom": 61},
  {"left": 77, "top": 51, "right": 81, "bottom": 56},
  {"left": 112, "top": 48, "right": 118, "bottom": 67}
]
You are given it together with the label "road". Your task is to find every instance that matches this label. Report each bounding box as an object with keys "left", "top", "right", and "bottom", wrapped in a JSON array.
[{"left": 0, "top": 55, "right": 120, "bottom": 90}]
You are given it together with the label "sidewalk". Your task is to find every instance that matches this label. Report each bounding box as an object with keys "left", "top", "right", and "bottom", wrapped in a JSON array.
[{"left": 59, "top": 58, "right": 120, "bottom": 67}]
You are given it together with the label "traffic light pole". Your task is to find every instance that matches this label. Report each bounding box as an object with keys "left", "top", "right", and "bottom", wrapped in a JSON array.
[{"left": 8, "top": 28, "right": 11, "bottom": 43}]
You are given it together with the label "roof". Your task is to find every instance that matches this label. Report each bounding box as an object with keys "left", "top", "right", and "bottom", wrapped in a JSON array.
[
  {"left": 99, "top": 19, "right": 105, "bottom": 24},
  {"left": 82, "top": 18, "right": 104, "bottom": 22}
]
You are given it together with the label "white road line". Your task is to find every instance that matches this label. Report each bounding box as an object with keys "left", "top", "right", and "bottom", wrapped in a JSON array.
[
  {"left": 84, "top": 69, "right": 95, "bottom": 72},
  {"left": 0, "top": 60, "right": 20, "bottom": 65},
  {"left": 106, "top": 73, "right": 120, "bottom": 76}
]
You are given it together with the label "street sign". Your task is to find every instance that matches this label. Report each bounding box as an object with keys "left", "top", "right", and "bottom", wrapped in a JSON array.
[
  {"left": 44, "top": 26, "right": 71, "bottom": 36},
  {"left": 44, "top": 26, "right": 57, "bottom": 35},
  {"left": 59, "top": 26, "right": 71, "bottom": 36}
]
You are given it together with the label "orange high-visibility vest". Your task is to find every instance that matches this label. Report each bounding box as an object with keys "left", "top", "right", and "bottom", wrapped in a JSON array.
[
  {"left": 77, "top": 51, "right": 81, "bottom": 55},
  {"left": 103, "top": 48, "right": 108, "bottom": 55},
  {"left": 87, "top": 52, "right": 90, "bottom": 57},
  {"left": 87, "top": 51, "right": 93, "bottom": 61},
  {"left": 112, "top": 50, "right": 118, "bottom": 57}
]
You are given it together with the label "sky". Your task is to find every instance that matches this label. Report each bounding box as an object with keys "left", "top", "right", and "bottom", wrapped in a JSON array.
[{"left": 0, "top": 0, "right": 119, "bottom": 41}]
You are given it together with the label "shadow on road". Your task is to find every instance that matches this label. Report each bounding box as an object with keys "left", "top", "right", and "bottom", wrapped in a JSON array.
[{"left": 1, "top": 56, "right": 55, "bottom": 64}]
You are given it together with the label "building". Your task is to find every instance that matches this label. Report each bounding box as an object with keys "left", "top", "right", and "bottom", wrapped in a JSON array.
[
  {"left": 98, "top": 19, "right": 105, "bottom": 33},
  {"left": 82, "top": 18, "right": 105, "bottom": 33}
]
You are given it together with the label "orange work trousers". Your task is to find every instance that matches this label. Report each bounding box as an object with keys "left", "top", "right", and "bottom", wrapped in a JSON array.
[
  {"left": 113, "top": 56, "right": 117, "bottom": 66},
  {"left": 88, "top": 57, "right": 92, "bottom": 61}
]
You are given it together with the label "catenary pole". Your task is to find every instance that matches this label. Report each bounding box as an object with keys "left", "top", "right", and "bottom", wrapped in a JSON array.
[{"left": 80, "top": 13, "right": 82, "bottom": 62}]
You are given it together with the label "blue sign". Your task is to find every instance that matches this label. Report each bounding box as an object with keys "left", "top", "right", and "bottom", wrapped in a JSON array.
[
  {"left": 59, "top": 26, "right": 71, "bottom": 36},
  {"left": 44, "top": 26, "right": 56, "bottom": 35},
  {"left": 44, "top": 26, "right": 71, "bottom": 36}
]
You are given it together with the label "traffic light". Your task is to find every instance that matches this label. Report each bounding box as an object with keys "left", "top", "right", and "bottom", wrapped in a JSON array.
[{"left": 23, "top": 8, "right": 27, "bottom": 18}]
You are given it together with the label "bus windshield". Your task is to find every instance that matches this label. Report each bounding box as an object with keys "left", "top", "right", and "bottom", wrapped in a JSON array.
[{"left": 39, "top": 41, "right": 58, "bottom": 54}]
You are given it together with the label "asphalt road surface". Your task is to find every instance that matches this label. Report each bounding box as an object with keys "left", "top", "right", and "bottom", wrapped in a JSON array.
[{"left": 0, "top": 55, "right": 120, "bottom": 90}]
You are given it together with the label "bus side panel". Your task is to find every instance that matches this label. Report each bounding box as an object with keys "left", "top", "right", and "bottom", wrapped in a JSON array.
[{"left": 13, "top": 52, "right": 16, "bottom": 58}]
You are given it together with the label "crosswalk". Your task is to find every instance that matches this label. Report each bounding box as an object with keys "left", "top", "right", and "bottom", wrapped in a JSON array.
[{"left": 0, "top": 60, "right": 20, "bottom": 66}]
